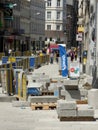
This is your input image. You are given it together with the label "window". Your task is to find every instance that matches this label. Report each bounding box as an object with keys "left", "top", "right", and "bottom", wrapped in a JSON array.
[
  {"left": 47, "top": 12, "right": 51, "bottom": 20},
  {"left": 57, "top": 0, "right": 60, "bottom": 7},
  {"left": 47, "top": 0, "right": 51, "bottom": 7},
  {"left": 56, "top": 25, "right": 60, "bottom": 30},
  {"left": 57, "top": 12, "right": 60, "bottom": 20},
  {"left": 47, "top": 25, "right": 51, "bottom": 30}
]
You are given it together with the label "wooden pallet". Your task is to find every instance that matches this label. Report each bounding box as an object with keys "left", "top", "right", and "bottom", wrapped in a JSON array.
[
  {"left": 31, "top": 103, "right": 57, "bottom": 110},
  {"left": 76, "top": 100, "right": 88, "bottom": 104},
  {"left": 41, "top": 91, "right": 54, "bottom": 96},
  {"left": 50, "top": 80, "right": 58, "bottom": 83},
  {"left": 59, "top": 116, "right": 96, "bottom": 121}
]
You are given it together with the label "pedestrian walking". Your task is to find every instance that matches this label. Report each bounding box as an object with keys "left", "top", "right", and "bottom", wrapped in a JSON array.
[
  {"left": 74, "top": 51, "right": 77, "bottom": 61},
  {"left": 70, "top": 51, "right": 74, "bottom": 61},
  {"left": 8, "top": 48, "right": 12, "bottom": 56},
  {"left": 50, "top": 51, "right": 54, "bottom": 64},
  {"left": 56, "top": 51, "right": 59, "bottom": 63}
]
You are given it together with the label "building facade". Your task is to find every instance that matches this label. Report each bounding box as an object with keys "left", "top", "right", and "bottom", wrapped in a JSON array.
[
  {"left": 45, "top": 0, "right": 78, "bottom": 49},
  {"left": 30, "top": 0, "right": 45, "bottom": 51},
  {"left": 45, "top": 0, "right": 66, "bottom": 45},
  {"left": 0, "top": 0, "right": 45, "bottom": 53},
  {"left": 66, "top": 0, "right": 78, "bottom": 48},
  {"left": 0, "top": 0, "right": 14, "bottom": 53},
  {"left": 77, "top": 0, "right": 96, "bottom": 75}
]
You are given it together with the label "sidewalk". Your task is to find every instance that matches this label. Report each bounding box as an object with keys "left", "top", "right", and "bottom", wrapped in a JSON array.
[{"left": 0, "top": 61, "right": 98, "bottom": 130}]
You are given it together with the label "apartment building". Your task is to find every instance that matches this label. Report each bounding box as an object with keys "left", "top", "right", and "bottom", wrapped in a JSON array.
[
  {"left": 77, "top": 0, "right": 97, "bottom": 75},
  {"left": 30, "top": 0, "right": 45, "bottom": 50},
  {"left": 0, "top": 0, "right": 45, "bottom": 53},
  {"left": 66, "top": 0, "right": 78, "bottom": 48},
  {"left": 45, "top": 0, "right": 66, "bottom": 45},
  {"left": 45, "top": 0, "right": 78, "bottom": 49}
]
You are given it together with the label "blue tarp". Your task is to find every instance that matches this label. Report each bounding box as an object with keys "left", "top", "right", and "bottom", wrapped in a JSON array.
[{"left": 27, "top": 88, "right": 40, "bottom": 96}]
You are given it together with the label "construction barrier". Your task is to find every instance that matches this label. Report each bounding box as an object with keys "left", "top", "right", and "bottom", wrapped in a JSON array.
[
  {"left": 0, "top": 54, "right": 51, "bottom": 101},
  {"left": 1, "top": 54, "right": 50, "bottom": 69},
  {"left": 0, "top": 68, "right": 14, "bottom": 95},
  {"left": 13, "top": 68, "right": 23, "bottom": 95},
  {"left": 8, "top": 57, "right": 16, "bottom": 63},
  {"left": 2, "top": 56, "right": 8, "bottom": 64},
  {"left": 23, "top": 51, "right": 32, "bottom": 56},
  {"left": 0, "top": 53, "right": 5, "bottom": 60},
  {"left": 15, "top": 51, "right": 21, "bottom": 56},
  {"left": 17, "top": 71, "right": 27, "bottom": 100},
  {"left": 29, "top": 57, "right": 35, "bottom": 68}
]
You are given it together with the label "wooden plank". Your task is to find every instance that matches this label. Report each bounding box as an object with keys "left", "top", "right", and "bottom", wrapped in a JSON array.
[
  {"left": 76, "top": 100, "right": 88, "bottom": 104},
  {"left": 59, "top": 116, "right": 96, "bottom": 121}
]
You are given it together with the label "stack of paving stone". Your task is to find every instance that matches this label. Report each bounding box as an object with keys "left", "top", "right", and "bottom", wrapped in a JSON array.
[
  {"left": 12, "top": 101, "right": 30, "bottom": 107},
  {"left": 57, "top": 100, "right": 77, "bottom": 121},
  {"left": 28, "top": 96, "right": 58, "bottom": 103},
  {"left": 88, "top": 89, "right": 98, "bottom": 109},
  {"left": 77, "top": 104, "right": 95, "bottom": 121},
  {"left": 32, "top": 73, "right": 51, "bottom": 90},
  {"left": 57, "top": 99, "right": 95, "bottom": 121},
  {"left": 63, "top": 78, "right": 79, "bottom": 90}
]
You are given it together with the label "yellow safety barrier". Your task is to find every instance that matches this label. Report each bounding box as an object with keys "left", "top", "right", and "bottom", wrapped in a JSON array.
[
  {"left": 0, "top": 68, "right": 13, "bottom": 95},
  {"left": 8, "top": 57, "right": 16, "bottom": 63},
  {"left": 18, "top": 72, "right": 27, "bottom": 100},
  {"left": 0, "top": 53, "right": 5, "bottom": 60},
  {"left": 11, "top": 52, "right": 15, "bottom": 56},
  {"left": 22, "top": 74, "right": 27, "bottom": 100},
  {"left": 23, "top": 51, "right": 32, "bottom": 56},
  {"left": 15, "top": 51, "right": 21, "bottom": 56}
]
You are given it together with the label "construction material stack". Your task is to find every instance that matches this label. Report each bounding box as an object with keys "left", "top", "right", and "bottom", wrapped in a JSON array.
[{"left": 57, "top": 99, "right": 95, "bottom": 121}]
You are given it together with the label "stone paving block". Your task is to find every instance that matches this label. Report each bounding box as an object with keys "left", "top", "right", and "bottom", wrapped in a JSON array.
[
  {"left": 61, "top": 90, "right": 81, "bottom": 101},
  {"left": 63, "top": 79, "right": 79, "bottom": 86},
  {"left": 57, "top": 99, "right": 77, "bottom": 109},
  {"left": 12, "top": 101, "right": 30, "bottom": 107},
  {"left": 80, "top": 89, "right": 88, "bottom": 97},
  {"left": 57, "top": 108, "right": 77, "bottom": 117},
  {"left": 88, "top": 89, "right": 98, "bottom": 109},
  {"left": 28, "top": 96, "right": 58, "bottom": 103},
  {"left": 63, "top": 79, "right": 79, "bottom": 90},
  {"left": 0, "top": 96, "right": 17, "bottom": 102},
  {"left": 61, "top": 90, "right": 66, "bottom": 96},
  {"left": 36, "top": 78, "right": 50, "bottom": 83},
  {"left": 77, "top": 104, "right": 94, "bottom": 117},
  {"left": 61, "top": 89, "right": 88, "bottom": 100}
]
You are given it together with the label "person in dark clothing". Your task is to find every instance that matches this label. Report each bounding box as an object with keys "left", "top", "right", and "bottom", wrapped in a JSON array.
[
  {"left": 50, "top": 51, "right": 54, "bottom": 64},
  {"left": 56, "top": 51, "right": 59, "bottom": 63},
  {"left": 70, "top": 51, "right": 74, "bottom": 61}
]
